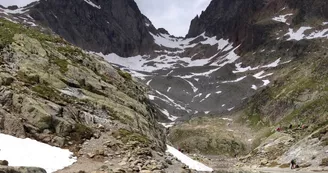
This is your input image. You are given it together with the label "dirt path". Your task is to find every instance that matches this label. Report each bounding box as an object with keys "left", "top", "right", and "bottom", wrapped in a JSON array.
[{"left": 252, "top": 167, "right": 328, "bottom": 173}]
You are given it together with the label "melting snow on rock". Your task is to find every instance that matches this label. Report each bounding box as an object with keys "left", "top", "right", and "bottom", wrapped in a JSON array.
[
  {"left": 166, "top": 145, "right": 213, "bottom": 172},
  {"left": 0, "top": 133, "right": 76, "bottom": 173}
]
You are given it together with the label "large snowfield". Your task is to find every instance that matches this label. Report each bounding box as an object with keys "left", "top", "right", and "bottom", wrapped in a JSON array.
[
  {"left": 0, "top": 133, "right": 76, "bottom": 173},
  {"left": 166, "top": 145, "right": 213, "bottom": 172}
]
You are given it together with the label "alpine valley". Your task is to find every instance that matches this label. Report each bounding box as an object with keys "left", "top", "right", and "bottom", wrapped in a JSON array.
[{"left": 0, "top": 0, "right": 328, "bottom": 172}]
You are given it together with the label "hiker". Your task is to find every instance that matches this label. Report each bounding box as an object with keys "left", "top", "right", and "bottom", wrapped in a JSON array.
[
  {"left": 289, "top": 124, "right": 293, "bottom": 129},
  {"left": 277, "top": 127, "right": 281, "bottom": 132},
  {"left": 290, "top": 159, "right": 296, "bottom": 169}
]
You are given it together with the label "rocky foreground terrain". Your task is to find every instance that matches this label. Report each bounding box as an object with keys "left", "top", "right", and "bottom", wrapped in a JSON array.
[
  {"left": 0, "top": 0, "right": 328, "bottom": 172},
  {"left": 0, "top": 18, "right": 193, "bottom": 172}
]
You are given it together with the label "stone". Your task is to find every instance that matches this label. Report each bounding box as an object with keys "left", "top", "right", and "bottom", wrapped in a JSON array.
[
  {"left": 96, "top": 149, "right": 105, "bottom": 156},
  {"left": 118, "top": 161, "right": 127, "bottom": 166},
  {"left": 113, "top": 168, "right": 126, "bottom": 173},
  {"left": 52, "top": 136, "right": 65, "bottom": 147},
  {"left": 260, "top": 158, "right": 268, "bottom": 166},
  {"left": 87, "top": 153, "right": 96, "bottom": 158},
  {"left": 165, "top": 158, "right": 172, "bottom": 165},
  {"left": 140, "top": 170, "right": 152, "bottom": 173},
  {"left": 0, "top": 166, "right": 47, "bottom": 173},
  {"left": 0, "top": 160, "right": 8, "bottom": 166}
]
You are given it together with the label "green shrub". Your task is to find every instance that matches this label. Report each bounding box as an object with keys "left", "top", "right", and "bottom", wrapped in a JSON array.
[
  {"left": 70, "top": 123, "right": 93, "bottom": 143},
  {"left": 118, "top": 70, "right": 132, "bottom": 80},
  {"left": 113, "top": 128, "right": 150, "bottom": 145}
]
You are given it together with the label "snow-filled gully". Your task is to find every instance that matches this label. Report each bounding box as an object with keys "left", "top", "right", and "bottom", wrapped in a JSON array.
[{"left": 166, "top": 145, "right": 213, "bottom": 172}]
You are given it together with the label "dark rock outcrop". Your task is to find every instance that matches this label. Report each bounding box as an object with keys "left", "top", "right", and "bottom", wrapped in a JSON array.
[
  {"left": 186, "top": 0, "right": 328, "bottom": 52},
  {"left": 29, "top": 0, "right": 156, "bottom": 56}
]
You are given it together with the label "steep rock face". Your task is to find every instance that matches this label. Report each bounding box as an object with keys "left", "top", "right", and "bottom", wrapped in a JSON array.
[
  {"left": 29, "top": 0, "right": 156, "bottom": 56},
  {"left": 0, "top": 18, "right": 165, "bottom": 153},
  {"left": 186, "top": 0, "right": 264, "bottom": 41},
  {"left": 186, "top": 0, "right": 328, "bottom": 51}
]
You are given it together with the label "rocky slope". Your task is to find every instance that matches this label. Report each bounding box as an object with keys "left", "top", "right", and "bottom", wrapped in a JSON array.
[{"left": 0, "top": 18, "right": 193, "bottom": 172}]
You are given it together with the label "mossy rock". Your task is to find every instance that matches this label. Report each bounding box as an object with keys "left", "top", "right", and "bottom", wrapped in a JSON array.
[
  {"left": 117, "top": 69, "right": 132, "bottom": 80},
  {"left": 50, "top": 57, "right": 69, "bottom": 73},
  {"left": 320, "top": 158, "right": 328, "bottom": 166},
  {"left": 279, "top": 163, "right": 290, "bottom": 168},
  {"left": 17, "top": 71, "right": 40, "bottom": 85},
  {"left": 37, "top": 115, "right": 54, "bottom": 131},
  {"left": 70, "top": 123, "right": 93, "bottom": 143},
  {"left": 0, "top": 18, "right": 65, "bottom": 48},
  {"left": 31, "top": 84, "right": 64, "bottom": 104},
  {"left": 113, "top": 128, "right": 150, "bottom": 145}
]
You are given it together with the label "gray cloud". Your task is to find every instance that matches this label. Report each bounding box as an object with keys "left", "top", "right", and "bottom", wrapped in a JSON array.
[
  {"left": 135, "top": 0, "right": 211, "bottom": 36},
  {"left": 0, "top": 0, "right": 211, "bottom": 36}
]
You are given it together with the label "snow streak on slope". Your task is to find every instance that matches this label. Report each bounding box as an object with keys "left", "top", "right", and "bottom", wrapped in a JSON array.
[
  {"left": 100, "top": 53, "right": 210, "bottom": 73},
  {"left": 84, "top": 0, "right": 101, "bottom": 9},
  {"left": 272, "top": 13, "right": 293, "bottom": 24},
  {"left": 150, "top": 32, "right": 231, "bottom": 50},
  {"left": 166, "top": 145, "right": 213, "bottom": 172},
  {"left": 285, "top": 27, "right": 328, "bottom": 40},
  {"left": 0, "top": 133, "right": 76, "bottom": 173},
  {"left": 233, "top": 63, "right": 259, "bottom": 73}
]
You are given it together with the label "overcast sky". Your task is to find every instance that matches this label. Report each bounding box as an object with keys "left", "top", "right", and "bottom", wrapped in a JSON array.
[
  {"left": 135, "top": 0, "right": 211, "bottom": 36},
  {"left": 0, "top": 0, "right": 211, "bottom": 36}
]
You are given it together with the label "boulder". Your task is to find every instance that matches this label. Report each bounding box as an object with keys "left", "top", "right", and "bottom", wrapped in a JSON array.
[
  {"left": 0, "top": 166, "right": 46, "bottom": 173},
  {"left": 0, "top": 160, "right": 8, "bottom": 166}
]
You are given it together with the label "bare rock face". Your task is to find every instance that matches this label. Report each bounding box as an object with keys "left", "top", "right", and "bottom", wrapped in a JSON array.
[
  {"left": 29, "top": 0, "right": 156, "bottom": 56},
  {"left": 186, "top": 0, "right": 328, "bottom": 51}
]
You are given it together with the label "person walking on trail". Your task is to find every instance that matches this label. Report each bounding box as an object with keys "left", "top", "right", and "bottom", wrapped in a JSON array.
[
  {"left": 290, "top": 159, "right": 297, "bottom": 169},
  {"left": 289, "top": 124, "right": 293, "bottom": 129}
]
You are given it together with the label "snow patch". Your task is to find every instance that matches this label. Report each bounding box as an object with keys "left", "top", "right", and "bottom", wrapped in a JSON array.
[
  {"left": 160, "top": 122, "right": 175, "bottom": 128},
  {"left": 84, "top": 0, "right": 101, "bottom": 9},
  {"left": 272, "top": 13, "right": 293, "bottom": 24},
  {"left": 160, "top": 109, "right": 178, "bottom": 121},
  {"left": 184, "top": 79, "right": 198, "bottom": 93},
  {"left": 167, "top": 87, "right": 172, "bottom": 92},
  {"left": 262, "top": 80, "right": 270, "bottom": 86},
  {"left": 233, "top": 63, "right": 259, "bottom": 73},
  {"left": 251, "top": 85, "right": 258, "bottom": 90},
  {"left": 200, "top": 93, "right": 211, "bottom": 102},
  {"left": 228, "top": 107, "right": 235, "bottom": 111},
  {"left": 0, "top": 133, "right": 76, "bottom": 173},
  {"left": 222, "top": 76, "right": 247, "bottom": 83},
  {"left": 216, "top": 91, "right": 222, "bottom": 94},
  {"left": 204, "top": 111, "right": 210, "bottom": 114},
  {"left": 307, "top": 29, "right": 328, "bottom": 39},
  {"left": 166, "top": 145, "right": 213, "bottom": 172},
  {"left": 148, "top": 95, "right": 155, "bottom": 100},
  {"left": 253, "top": 71, "right": 274, "bottom": 79},
  {"left": 156, "top": 91, "right": 190, "bottom": 112},
  {"left": 262, "top": 58, "right": 281, "bottom": 68},
  {"left": 146, "top": 79, "right": 152, "bottom": 85},
  {"left": 221, "top": 118, "right": 233, "bottom": 121},
  {"left": 285, "top": 27, "right": 312, "bottom": 41}
]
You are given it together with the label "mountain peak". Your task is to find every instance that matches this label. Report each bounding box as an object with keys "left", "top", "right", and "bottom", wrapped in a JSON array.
[{"left": 28, "top": 0, "right": 156, "bottom": 56}]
